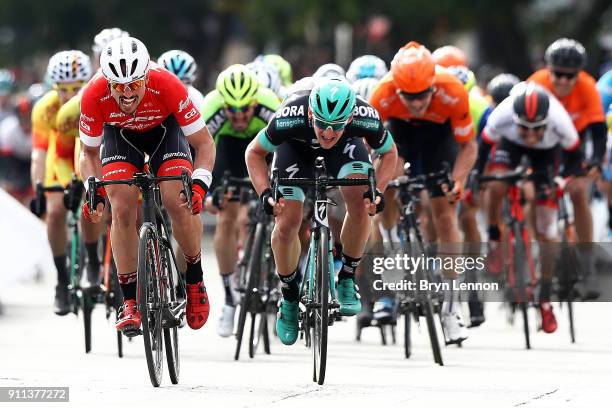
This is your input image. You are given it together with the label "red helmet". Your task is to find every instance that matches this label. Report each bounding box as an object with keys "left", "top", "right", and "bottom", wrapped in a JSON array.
[
  {"left": 432, "top": 45, "right": 468, "bottom": 68},
  {"left": 391, "top": 41, "right": 435, "bottom": 93}
]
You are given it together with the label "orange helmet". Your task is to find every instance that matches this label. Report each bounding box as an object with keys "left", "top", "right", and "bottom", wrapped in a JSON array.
[
  {"left": 391, "top": 41, "right": 435, "bottom": 93},
  {"left": 432, "top": 45, "right": 468, "bottom": 68}
]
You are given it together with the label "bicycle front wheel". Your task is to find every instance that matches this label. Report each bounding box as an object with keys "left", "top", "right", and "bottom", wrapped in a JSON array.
[
  {"left": 312, "top": 228, "right": 329, "bottom": 385},
  {"left": 138, "top": 223, "right": 164, "bottom": 387}
]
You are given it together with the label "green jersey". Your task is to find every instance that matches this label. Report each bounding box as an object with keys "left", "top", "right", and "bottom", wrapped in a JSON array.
[{"left": 201, "top": 87, "right": 281, "bottom": 143}]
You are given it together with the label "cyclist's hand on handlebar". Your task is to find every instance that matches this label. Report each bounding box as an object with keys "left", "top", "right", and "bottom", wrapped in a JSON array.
[
  {"left": 442, "top": 181, "right": 462, "bottom": 204},
  {"left": 181, "top": 183, "right": 206, "bottom": 215},
  {"left": 260, "top": 187, "right": 285, "bottom": 216},
  {"left": 363, "top": 188, "right": 385, "bottom": 215},
  {"left": 29, "top": 194, "right": 46, "bottom": 218},
  {"left": 82, "top": 185, "right": 106, "bottom": 223}
]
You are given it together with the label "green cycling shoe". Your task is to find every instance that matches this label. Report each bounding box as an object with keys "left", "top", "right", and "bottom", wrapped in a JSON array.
[
  {"left": 276, "top": 299, "right": 299, "bottom": 345},
  {"left": 337, "top": 278, "right": 362, "bottom": 316}
]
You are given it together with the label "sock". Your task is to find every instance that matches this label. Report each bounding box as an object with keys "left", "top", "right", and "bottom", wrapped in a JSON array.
[
  {"left": 279, "top": 268, "right": 301, "bottom": 302},
  {"left": 338, "top": 254, "right": 361, "bottom": 280},
  {"left": 184, "top": 252, "right": 203, "bottom": 284},
  {"left": 54, "top": 255, "right": 69, "bottom": 286},
  {"left": 221, "top": 273, "right": 234, "bottom": 306},
  {"left": 118, "top": 272, "right": 137, "bottom": 301},
  {"left": 442, "top": 277, "right": 461, "bottom": 314},
  {"left": 539, "top": 279, "right": 552, "bottom": 303},
  {"left": 488, "top": 225, "right": 501, "bottom": 241}
]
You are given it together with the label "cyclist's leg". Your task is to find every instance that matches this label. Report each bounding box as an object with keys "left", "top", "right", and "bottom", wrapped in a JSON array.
[
  {"left": 150, "top": 118, "right": 209, "bottom": 330},
  {"left": 271, "top": 143, "right": 309, "bottom": 345}
]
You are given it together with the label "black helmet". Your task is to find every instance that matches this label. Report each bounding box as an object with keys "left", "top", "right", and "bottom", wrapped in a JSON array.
[
  {"left": 544, "top": 38, "right": 586, "bottom": 70},
  {"left": 512, "top": 82, "right": 550, "bottom": 127},
  {"left": 487, "top": 73, "right": 520, "bottom": 106}
]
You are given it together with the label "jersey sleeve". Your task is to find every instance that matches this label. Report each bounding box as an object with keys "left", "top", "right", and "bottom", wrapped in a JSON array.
[
  {"left": 574, "top": 75, "right": 605, "bottom": 133},
  {"left": 160, "top": 70, "right": 206, "bottom": 136},
  {"left": 449, "top": 84, "right": 475, "bottom": 143},
  {"left": 79, "top": 84, "right": 104, "bottom": 147},
  {"left": 550, "top": 97, "right": 580, "bottom": 151},
  {"left": 352, "top": 98, "right": 394, "bottom": 154},
  {"left": 482, "top": 98, "right": 513, "bottom": 145}
]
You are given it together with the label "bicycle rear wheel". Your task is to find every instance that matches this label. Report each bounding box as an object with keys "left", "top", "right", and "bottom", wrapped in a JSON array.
[
  {"left": 312, "top": 229, "right": 329, "bottom": 385},
  {"left": 138, "top": 224, "right": 164, "bottom": 387},
  {"left": 82, "top": 290, "right": 93, "bottom": 353},
  {"left": 403, "top": 309, "right": 411, "bottom": 358}
]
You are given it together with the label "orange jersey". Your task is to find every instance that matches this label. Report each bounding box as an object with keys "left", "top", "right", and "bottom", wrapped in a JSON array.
[
  {"left": 369, "top": 71, "right": 474, "bottom": 143},
  {"left": 528, "top": 69, "right": 604, "bottom": 133}
]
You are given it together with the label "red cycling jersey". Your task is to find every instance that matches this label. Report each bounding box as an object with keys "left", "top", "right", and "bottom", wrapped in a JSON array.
[{"left": 79, "top": 62, "right": 206, "bottom": 147}]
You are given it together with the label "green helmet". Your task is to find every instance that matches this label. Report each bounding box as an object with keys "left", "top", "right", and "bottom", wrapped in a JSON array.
[
  {"left": 0, "top": 69, "right": 15, "bottom": 96},
  {"left": 261, "top": 54, "right": 292, "bottom": 86},
  {"left": 309, "top": 78, "right": 356, "bottom": 123},
  {"left": 216, "top": 64, "right": 259, "bottom": 107}
]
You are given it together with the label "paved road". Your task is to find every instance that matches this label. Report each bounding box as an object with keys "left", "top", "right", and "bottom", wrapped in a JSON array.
[{"left": 0, "top": 245, "right": 610, "bottom": 408}]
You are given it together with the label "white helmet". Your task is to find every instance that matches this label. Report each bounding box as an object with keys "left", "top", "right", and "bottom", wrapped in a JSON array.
[
  {"left": 346, "top": 55, "right": 388, "bottom": 83},
  {"left": 100, "top": 37, "right": 150, "bottom": 84},
  {"left": 158, "top": 50, "right": 197, "bottom": 85},
  {"left": 351, "top": 77, "right": 379, "bottom": 101},
  {"left": 246, "top": 61, "right": 281, "bottom": 95},
  {"left": 313, "top": 63, "right": 346, "bottom": 79},
  {"left": 47, "top": 50, "right": 92, "bottom": 84},
  {"left": 92, "top": 28, "right": 130, "bottom": 55}
]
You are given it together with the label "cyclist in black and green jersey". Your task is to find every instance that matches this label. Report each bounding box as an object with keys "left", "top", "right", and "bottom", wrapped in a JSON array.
[
  {"left": 201, "top": 64, "right": 281, "bottom": 337},
  {"left": 245, "top": 78, "right": 398, "bottom": 345}
]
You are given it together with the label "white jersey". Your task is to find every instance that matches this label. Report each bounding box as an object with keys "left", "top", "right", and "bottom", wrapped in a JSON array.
[
  {"left": 188, "top": 85, "right": 206, "bottom": 112},
  {"left": 0, "top": 115, "right": 31, "bottom": 160},
  {"left": 483, "top": 92, "right": 579, "bottom": 150}
]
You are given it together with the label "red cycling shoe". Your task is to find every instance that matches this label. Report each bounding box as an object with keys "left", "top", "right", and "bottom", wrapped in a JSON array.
[
  {"left": 539, "top": 301, "right": 558, "bottom": 334},
  {"left": 116, "top": 299, "right": 142, "bottom": 335},
  {"left": 186, "top": 281, "right": 210, "bottom": 330}
]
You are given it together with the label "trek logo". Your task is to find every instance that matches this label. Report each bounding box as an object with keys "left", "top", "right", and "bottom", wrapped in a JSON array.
[
  {"left": 178, "top": 97, "right": 190, "bottom": 112},
  {"left": 275, "top": 104, "right": 305, "bottom": 118},
  {"left": 285, "top": 163, "right": 300, "bottom": 178},
  {"left": 314, "top": 200, "right": 329, "bottom": 227}
]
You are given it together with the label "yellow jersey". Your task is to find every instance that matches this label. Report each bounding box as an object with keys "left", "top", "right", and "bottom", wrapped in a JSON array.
[{"left": 31, "top": 90, "right": 81, "bottom": 187}]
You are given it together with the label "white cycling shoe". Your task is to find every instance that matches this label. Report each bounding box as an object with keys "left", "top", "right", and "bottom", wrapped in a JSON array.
[
  {"left": 441, "top": 310, "right": 469, "bottom": 345},
  {"left": 217, "top": 305, "right": 236, "bottom": 337}
]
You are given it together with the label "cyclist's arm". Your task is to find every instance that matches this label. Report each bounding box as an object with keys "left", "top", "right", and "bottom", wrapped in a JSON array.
[
  {"left": 453, "top": 139, "right": 477, "bottom": 187},
  {"left": 581, "top": 121, "right": 607, "bottom": 164},
  {"left": 373, "top": 141, "right": 397, "bottom": 192},
  {"left": 245, "top": 135, "right": 272, "bottom": 196},
  {"left": 187, "top": 126, "right": 215, "bottom": 172},
  {"left": 79, "top": 143, "right": 102, "bottom": 185},
  {"left": 30, "top": 148, "right": 46, "bottom": 187}
]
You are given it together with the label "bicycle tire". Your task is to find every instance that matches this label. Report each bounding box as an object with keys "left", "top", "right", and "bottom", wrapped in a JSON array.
[
  {"left": 235, "top": 221, "right": 265, "bottom": 361},
  {"left": 512, "top": 222, "right": 531, "bottom": 350},
  {"left": 116, "top": 309, "right": 124, "bottom": 358},
  {"left": 138, "top": 223, "right": 164, "bottom": 387},
  {"left": 160, "top": 238, "right": 180, "bottom": 384},
  {"left": 82, "top": 291, "right": 93, "bottom": 353},
  {"left": 313, "top": 228, "right": 329, "bottom": 385},
  {"left": 248, "top": 312, "right": 258, "bottom": 358},
  {"left": 403, "top": 310, "right": 411, "bottom": 359}
]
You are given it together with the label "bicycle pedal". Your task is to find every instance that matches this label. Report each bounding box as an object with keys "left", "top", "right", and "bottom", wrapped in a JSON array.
[{"left": 121, "top": 326, "right": 142, "bottom": 338}]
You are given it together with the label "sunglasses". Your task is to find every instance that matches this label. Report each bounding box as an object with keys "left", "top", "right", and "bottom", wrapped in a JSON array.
[
  {"left": 398, "top": 88, "right": 433, "bottom": 101},
  {"left": 225, "top": 104, "right": 252, "bottom": 114},
  {"left": 109, "top": 78, "right": 146, "bottom": 93},
  {"left": 53, "top": 83, "right": 84, "bottom": 94},
  {"left": 552, "top": 70, "right": 578, "bottom": 80},
  {"left": 313, "top": 117, "right": 348, "bottom": 132}
]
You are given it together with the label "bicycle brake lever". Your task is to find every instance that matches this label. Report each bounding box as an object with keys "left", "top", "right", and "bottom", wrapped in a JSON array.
[{"left": 181, "top": 171, "right": 193, "bottom": 212}]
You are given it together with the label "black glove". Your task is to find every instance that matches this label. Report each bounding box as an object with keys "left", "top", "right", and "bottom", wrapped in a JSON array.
[
  {"left": 30, "top": 193, "right": 46, "bottom": 217},
  {"left": 211, "top": 186, "right": 224, "bottom": 210},
  {"left": 363, "top": 188, "right": 385, "bottom": 214},
  {"left": 63, "top": 180, "right": 84, "bottom": 213},
  {"left": 260, "top": 187, "right": 282, "bottom": 215}
]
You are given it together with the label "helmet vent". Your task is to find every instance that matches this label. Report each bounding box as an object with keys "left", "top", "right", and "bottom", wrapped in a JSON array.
[
  {"left": 108, "top": 63, "right": 120, "bottom": 78},
  {"left": 130, "top": 60, "right": 138, "bottom": 76},
  {"left": 119, "top": 59, "right": 127, "bottom": 77}
]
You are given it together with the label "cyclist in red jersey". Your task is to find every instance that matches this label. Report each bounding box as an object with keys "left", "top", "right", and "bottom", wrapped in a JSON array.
[
  {"left": 79, "top": 37, "right": 216, "bottom": 332},
  {"left": 528, "top": 38, "right": 606, "bottom": 299}
]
